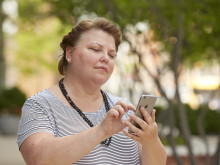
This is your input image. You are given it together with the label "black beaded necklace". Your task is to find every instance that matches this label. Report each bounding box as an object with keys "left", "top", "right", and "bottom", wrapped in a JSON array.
[{"left": 59, "top": 78, "right": 112, "bottom": 146}]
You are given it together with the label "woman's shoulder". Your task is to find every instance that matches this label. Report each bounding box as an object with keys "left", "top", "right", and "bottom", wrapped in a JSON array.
[
  {"left": 23, "top": 89, "right": 57, "bottom": 109},
  {"left": 27, "top": 89, "right": 53, "bottom": 101}
]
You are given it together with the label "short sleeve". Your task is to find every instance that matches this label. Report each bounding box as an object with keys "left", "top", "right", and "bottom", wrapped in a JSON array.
[{"left": 17, "top": 98, "right": 54, "bottom": 148}]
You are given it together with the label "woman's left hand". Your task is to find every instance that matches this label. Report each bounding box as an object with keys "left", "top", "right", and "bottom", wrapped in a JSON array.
[
  {"left": 122, "top": 107, "right": 158, "bottom": 147},
  {"left": 123, "top": 107, "right": 167, "bottom": 165}
]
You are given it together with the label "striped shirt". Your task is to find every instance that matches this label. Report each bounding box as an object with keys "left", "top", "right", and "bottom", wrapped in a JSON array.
[{"left": 17, "top": 89, "right": 140, "bottom": 164}]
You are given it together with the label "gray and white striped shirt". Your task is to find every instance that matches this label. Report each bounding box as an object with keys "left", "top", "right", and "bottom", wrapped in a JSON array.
[{"left": 17, "top": 89, "right": 140, "bottom": 164}]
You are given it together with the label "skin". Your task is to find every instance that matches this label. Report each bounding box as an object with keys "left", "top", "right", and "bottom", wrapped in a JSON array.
[
  {"left": 123, "top": 108, "right": 167, "bottom": 165},
  {"left": 19, "top": 29, "right": 167, "bottom": 165}
]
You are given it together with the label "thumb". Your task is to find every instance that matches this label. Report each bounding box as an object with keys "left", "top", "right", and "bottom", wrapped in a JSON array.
[{"left": 151, "top": 109, "right": 156, "bottom": 122}]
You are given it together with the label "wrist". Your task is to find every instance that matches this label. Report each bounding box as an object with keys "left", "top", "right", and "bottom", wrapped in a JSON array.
[
  {"left": 95, "top": 124, "right": 111, "bottom": 141},
  {"left": 142, "top": 137, "right": 161, "bottom": 149},
  {"left": 142, "top": 137, "right": 167, "bottom": 165}
]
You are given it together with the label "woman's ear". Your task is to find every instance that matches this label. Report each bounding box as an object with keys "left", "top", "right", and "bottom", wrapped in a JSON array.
[{"left": 66, "top": 46, "right": 73, "bottom": 63}]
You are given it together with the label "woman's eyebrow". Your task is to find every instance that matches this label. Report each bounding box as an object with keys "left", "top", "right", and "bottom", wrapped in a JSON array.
[{"left": 93, "top": 42, "right": 116, "bottom": 52}]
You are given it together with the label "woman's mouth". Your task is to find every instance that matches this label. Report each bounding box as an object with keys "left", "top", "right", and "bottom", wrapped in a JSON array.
[{"left": 95, "top": 66, "right": 107, "bottom": 72}]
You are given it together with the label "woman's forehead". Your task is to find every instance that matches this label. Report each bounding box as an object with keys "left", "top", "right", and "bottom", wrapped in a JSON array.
[{"left": 76, "top": 29, "right": 116, "bottom": 49}]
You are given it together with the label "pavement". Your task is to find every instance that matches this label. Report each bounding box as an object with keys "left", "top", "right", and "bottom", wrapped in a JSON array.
[
  {"left": 165, "top": 135, "right": 218, "bottom": 156},
  {"left": 0, "top": 135, "right": 25, "bottom": 165}
]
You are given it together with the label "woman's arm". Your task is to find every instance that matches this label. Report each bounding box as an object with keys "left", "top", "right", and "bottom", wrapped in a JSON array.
[
  {"left": 123, "top": 108, "right": 167, "bottom": 165},
  {"left": 137, "top": 138, "right": 167, "bottom": 165},
  {"left": 20, "top": 125, "right": 107, "bottom": 165},
  {"left": 20, "top": 101, "right": 136, "bottom": 165}
]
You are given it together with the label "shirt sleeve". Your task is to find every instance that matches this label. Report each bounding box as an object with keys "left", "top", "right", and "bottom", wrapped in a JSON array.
[{"left": 17, "top": 98, "right": 54, "bottom": 148}]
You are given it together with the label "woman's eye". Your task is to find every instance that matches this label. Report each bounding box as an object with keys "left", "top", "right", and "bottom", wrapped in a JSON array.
[
  {"left": 90, "top": 48, "right": 100, "bottom": 52},
  {"left": 109, "top": 54, "right": 116, "bottom": 59}
]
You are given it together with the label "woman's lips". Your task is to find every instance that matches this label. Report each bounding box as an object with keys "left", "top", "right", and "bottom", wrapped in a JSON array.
[{"left": 95, "top": 66, "right": 107, "bottom": 72}]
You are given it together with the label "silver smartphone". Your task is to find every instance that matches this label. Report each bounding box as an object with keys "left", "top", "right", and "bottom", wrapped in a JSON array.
[{"left": 128, "top": 95, "right": 157, "bottom": 133}]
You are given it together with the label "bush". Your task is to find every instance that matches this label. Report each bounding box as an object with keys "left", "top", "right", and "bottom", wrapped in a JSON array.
[
  {"left": 202, "top": 109, "right": 220, "bottom": 134},
  {"left": 155, "top": 103, "right": 220, "bottom": 135},
  {"left": 0, "top": 87, "right": 26, "bottom": 115},
  {"left": 174, "top": 104, "right": 220, "bottom": 135}
]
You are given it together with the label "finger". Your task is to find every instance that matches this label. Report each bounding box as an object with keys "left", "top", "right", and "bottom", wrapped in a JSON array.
[
  {"left": 122, "top": 117, "right": 132, "bottom": 127},
  {"left": 125, "top": 121, "right": 143, "bottom": 136},
  {"left": 126, "top": 117, "right": 132, "bottom": 122},
  {"left": 114, "top": 104, "right": 125, "bottom": 119},
  {"left": 115, "top": 101, "right": 136, "bottom": 112},
  {"left": 109, "top": 109, "right": 120, "bottom": 119},
  {"left": 140, "top": 107, "right": 153, "bottom": 125},
  {"left": 122, "top": 103, "right": 136, "bottom": 112},
  {"left": 127, "top": 115, "right": 144, "bottom": 135},
  {"left": 151, "top": 109, "right": 156, "bottom": 122},
  {"left": 122, "top": 129, "right": 139, "bottom": 141}
]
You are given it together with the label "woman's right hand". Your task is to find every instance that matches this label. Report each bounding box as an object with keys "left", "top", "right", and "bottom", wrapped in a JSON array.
[{"left": 99, "top": 101, "right": 136, "bottom": 138}]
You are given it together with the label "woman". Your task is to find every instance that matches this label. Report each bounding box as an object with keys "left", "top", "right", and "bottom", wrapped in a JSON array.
[{"left": 17, "top": 17, "right": 167, "bottom": 165}]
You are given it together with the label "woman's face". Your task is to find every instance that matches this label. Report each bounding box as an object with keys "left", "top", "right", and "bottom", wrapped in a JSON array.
[{"left": 67, "top": 29, "right": 117, "bottom": 85}]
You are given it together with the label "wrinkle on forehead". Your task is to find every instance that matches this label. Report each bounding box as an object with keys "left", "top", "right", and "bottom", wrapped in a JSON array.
[{"left": 75, "top": 29, "right": 116, "bottom": 51}]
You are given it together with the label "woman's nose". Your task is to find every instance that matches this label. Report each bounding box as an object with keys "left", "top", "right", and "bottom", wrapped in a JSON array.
[{"left": 100, "top": 51, "right": 109, "bottom": 63}]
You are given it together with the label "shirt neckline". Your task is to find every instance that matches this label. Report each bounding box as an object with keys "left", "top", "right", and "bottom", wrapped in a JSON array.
[{"left": 44, "top": 89, "right": 105, "bottom": 115}]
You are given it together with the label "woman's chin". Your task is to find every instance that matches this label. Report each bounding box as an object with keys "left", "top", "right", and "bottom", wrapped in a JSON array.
[{"left": 92, "top": 77, "right": 109, "bottom": 85}]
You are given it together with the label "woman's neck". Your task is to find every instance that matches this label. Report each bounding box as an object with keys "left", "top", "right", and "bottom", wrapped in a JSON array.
[
  {"left": 64, "top": 76, "right": 101, "bottom": 95},
  {"left": 62, "top": 76, "right": 103, "bottom": 112}
]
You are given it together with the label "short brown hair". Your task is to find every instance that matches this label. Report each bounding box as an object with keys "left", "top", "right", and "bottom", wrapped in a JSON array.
[{"left": 58, "top": 17, "right": 122, "bottom": 75}]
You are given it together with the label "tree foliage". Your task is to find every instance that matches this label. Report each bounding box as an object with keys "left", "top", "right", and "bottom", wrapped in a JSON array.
[{"left": 17, "top": 0, "right": 219, "bottom": 74}]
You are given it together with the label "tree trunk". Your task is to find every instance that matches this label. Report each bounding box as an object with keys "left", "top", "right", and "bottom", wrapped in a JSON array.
[
  {"left": 0, "top": 0, "right": 5, "bottom": 90},
  {"left": 175, "top": 89, "right": 197, "bottom": 165},
  {"left": 196, "top": 104, "right": 210, "bottom": 165},
  {"left": 167, "top": 100, "right": 184, "bottom": 165},
  {"left": 172, "top": 5, "right": 197, "bottom": 164},
  {"left": 212, "top": 134, "right": 220, "bottom": 165}
]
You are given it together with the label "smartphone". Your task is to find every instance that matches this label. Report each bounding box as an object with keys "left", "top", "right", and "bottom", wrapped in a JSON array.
[{"left": 128, "top": 95, "right": 157, "bottom": 133}]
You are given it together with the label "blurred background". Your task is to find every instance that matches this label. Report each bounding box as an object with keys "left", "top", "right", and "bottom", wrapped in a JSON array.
[{"left": 0, "top": 0, "right": 219, "bottom": 165}]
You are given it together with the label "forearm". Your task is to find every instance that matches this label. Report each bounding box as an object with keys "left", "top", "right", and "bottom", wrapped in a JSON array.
[
  {"left": 140, "top": 137, "right": 167, "bottom": 165},
  {"left": 21, "top": 125, "right": 109, "bottom": 165},
  {"left": 51, "top": 125, "right": 108, "bottom": 164}
]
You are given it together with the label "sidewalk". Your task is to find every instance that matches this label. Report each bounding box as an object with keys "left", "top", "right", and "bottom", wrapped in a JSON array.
[
  {"left": 0, "top": 135, "right": 25, "bottom": 165},
  {"left": 165, "top": 135, "right": 218, "bottom": 156}
]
